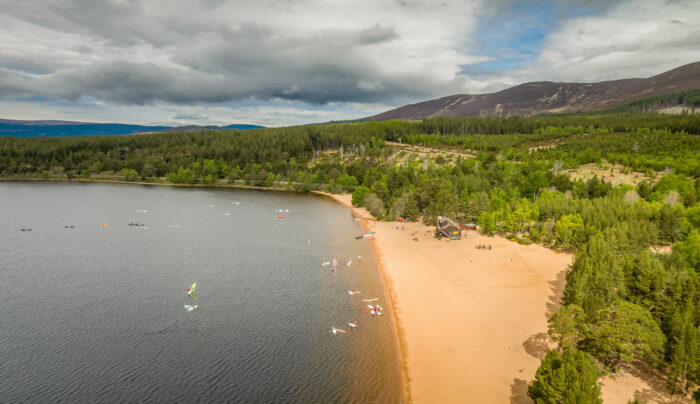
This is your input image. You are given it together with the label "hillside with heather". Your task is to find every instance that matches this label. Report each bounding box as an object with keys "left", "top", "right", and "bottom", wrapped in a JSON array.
[{"left": 366, "top": 61, "right": 700, "bottom": 121}]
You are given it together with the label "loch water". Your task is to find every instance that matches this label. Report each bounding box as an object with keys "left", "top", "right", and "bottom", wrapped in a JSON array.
[{"left": 0, "top": 182, "right": 400, "bottom": 403}]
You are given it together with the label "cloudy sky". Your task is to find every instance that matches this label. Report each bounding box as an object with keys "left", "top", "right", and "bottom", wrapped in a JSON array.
[{"left": 1, "top": 0, "right": 699, "bottom": 126}]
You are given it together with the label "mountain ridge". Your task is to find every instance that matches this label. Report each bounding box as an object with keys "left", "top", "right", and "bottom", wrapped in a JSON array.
[{"left": 364, "top": 61, "right": 700, "bottom": 121}]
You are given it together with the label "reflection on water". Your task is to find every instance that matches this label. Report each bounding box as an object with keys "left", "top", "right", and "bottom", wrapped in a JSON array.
[{"left": 0, "top": 182, "right": 400, "bottom": 403}]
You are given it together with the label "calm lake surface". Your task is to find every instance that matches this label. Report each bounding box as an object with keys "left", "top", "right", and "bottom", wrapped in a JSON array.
[{"left": 0, "top": 182, "right": 400, "bottom": 403}]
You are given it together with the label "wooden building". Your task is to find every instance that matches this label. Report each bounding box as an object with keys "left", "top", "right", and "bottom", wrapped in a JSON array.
[{"left": 437, "top": 216, "right": 462, "bottom": 239}]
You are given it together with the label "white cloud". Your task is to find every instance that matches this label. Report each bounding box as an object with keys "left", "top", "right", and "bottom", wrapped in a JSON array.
[
  {"left": 0, "top": 0, "right": 698, "bottom": 124},
  {"left": 493, "top": 0, "right": 700, "bottom": 86},
  {"left": 0, "top": 0, "right": 485, "bottom": 107}
]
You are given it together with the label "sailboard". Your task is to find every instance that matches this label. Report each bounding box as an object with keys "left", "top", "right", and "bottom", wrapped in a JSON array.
[{"left": 187, "top": 282, "right": 197, "bottom": 295}]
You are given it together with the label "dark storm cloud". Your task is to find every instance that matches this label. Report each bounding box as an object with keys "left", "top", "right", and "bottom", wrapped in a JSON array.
[
  {"left": 171, "top": 23, "right": 413, "bottom": 103},
  {"left": 0, "top": 55, "right": 54, "bottom": 75},
  {"left": 0, "top": 7, "right": 448, "bottom": 106},
  {"left": 357, "top": 24, "right": 400, "bottom": 45},
  {"left": 0, "top": 0, "right": 479, "bottom": 106},
  {"left": 0, "top": 69, "right": 33, "bottom": 96},
  {"left": 3, "top": 56, "right": 447, "bottom": 106},
  {"left": 480, "top": 0, "right": 624, "bottom": 14},
  {"left": 1, "top": 0, "right": 178, "bottom": 47}
]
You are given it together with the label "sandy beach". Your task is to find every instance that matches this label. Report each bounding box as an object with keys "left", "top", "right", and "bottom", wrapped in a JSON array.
[
  {"left": 373, "top": 222, "right": 572, "bottom": 403},
  {"left": 319, "top": 193, "right": 572, "bottom": 403}
]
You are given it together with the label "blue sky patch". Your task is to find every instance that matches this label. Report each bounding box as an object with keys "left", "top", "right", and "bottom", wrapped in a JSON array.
[{"left": 463, "top": 1, "right": 599, "bottom": 74}]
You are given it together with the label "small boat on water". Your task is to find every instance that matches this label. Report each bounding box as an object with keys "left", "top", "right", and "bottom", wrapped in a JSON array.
[
  {"left": 169, "top": 225, "right": 181, "bottom": 228},
  {"left": 277, "top": 216, "right": 285, "bottom": 219}
]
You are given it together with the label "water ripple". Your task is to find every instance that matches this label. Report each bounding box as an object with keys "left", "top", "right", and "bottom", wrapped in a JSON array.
[{"left": 0, "top": 183, "right": 400, "bottom": 403}]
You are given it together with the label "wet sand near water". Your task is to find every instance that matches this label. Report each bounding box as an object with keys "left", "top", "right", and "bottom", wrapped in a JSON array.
[{"left": 317, "top": 193, "right": 572, "bottom": 403}]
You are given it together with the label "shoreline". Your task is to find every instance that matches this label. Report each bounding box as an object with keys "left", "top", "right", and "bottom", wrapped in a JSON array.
[
  {"left": 313, "top": 191, "right": 412, "bottom": 404},
  {"left": 0, "top": 177, "right": 298, "bottom": 193},
  {"left": 316, "top": 192, "right": 573, "bottom": 403},
  {"left": 3, "top": 179, "right": 412, "bottom": 401}
]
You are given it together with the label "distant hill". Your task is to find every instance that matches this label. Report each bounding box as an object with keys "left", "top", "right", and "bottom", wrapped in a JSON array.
[
  {"left": 0, "top": 119, "right": 89, "bottom": 126},
  {"left": 224, "top": 124, "right": 266, "bottom": 130},
  {"left": 0, "top": 121, "right": 172, "bottom": 137},
  {"left": 0, "top": 119, "right": 265, "bottom": 137},
  {"left": 365, "top": 61, "right": 700, "bottom": 121}
]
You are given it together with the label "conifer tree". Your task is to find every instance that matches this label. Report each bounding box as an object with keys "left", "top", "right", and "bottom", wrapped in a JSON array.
[{"left": 528, "top": 349, "right": 602, "bottom": 404}]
